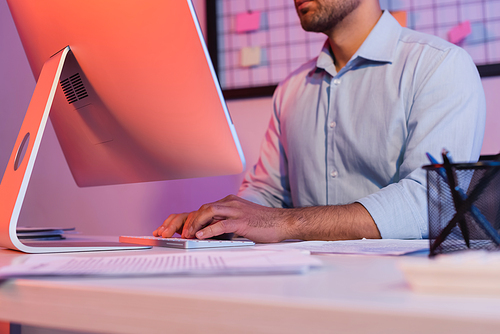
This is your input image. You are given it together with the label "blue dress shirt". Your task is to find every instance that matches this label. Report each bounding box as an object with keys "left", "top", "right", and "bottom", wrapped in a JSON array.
[{"left": 237, "top": 11, "right": 486, "bottom": 239}]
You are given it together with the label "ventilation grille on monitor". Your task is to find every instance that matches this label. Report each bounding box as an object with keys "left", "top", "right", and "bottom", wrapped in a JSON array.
[{"left": 60, "top": 73, "right": 88, "bottom": 104}]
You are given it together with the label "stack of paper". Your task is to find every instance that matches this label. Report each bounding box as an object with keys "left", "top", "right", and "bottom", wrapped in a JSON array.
[
  {"left": 0, "top": 250, "right": 322, "bottom": 279},
  {"left": 16, "top": 227, "right": 76, "bottom": 241},
  {"left": 400, "top": 250, "right": 500, "bottom": 296}
]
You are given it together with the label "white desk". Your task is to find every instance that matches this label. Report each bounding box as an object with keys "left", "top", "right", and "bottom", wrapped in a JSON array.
[{"left": 0, "top": 241, "right": 499, "bottom": 334}]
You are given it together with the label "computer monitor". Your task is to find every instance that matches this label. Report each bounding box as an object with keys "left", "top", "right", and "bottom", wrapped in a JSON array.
[{"left": 0, "top": 0, "right": 246, "bottom": 253}]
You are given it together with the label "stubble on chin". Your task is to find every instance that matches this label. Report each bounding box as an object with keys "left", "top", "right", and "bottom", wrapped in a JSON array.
[{"left": 297, "top": 0, "right": 361, "bottom": 33}]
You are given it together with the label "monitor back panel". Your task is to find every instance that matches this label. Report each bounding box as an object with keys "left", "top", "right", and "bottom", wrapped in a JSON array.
[{"left": 7, "top": 0, "right": 245, "bottom": 187}]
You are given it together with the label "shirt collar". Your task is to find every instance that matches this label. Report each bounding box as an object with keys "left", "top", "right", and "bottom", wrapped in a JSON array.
[
  {"left": 314, "top": 10, "right": 402, "bottom": 75},
  {"left": 315, "top": 40, "right": 336, "bottom": 76},
  {"left": 354, "top": 10, "right": 402, "bottom": 63}
]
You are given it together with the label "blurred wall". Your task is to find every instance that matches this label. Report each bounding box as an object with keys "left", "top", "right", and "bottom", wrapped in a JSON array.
[{"left": 1, "top": 0, "right": 500, "bottom": 237}]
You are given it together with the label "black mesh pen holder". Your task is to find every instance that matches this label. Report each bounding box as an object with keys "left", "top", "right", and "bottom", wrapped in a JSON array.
[{"left": 424, "top": 161, "right": 500, "bottom": 257}]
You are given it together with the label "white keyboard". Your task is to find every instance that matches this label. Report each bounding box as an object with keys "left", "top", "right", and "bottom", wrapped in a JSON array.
[{"left": 119, "top": 236, "right": 255, "bottom": 249}]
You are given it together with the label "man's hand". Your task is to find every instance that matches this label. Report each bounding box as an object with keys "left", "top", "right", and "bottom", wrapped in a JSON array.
[
  {"left": 153, "top": 212, "right": 190, "bottom": 238},
  {"left": 153, "top": 195, "right": 381, "bottom": 242},
  {"left": 153, "top": 195, "right": 292, "bottom": 243}
]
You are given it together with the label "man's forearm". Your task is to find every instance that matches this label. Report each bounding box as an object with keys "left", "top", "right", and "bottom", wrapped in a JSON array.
[{"left": 285, "top": 203, "right": 381, "bottom": 241}]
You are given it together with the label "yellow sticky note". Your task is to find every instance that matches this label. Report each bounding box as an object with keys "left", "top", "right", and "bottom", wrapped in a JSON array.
[
  {"left": 240, "top": 46, "right": 261, "bottom": 67},
  {"left": 391, "top": 11, "right": 407, "bottom": 28}
]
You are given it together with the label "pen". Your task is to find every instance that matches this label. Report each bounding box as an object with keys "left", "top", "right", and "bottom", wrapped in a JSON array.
[
  {"left": 425, "top": 152, "right": 500, "bottom": 254},
  {"left": 441, "top": 150, "right": 470, "bottom": 248}
]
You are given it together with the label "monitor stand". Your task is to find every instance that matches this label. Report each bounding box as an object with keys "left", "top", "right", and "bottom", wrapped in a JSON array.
[{"left": 0, "top": 47, "right": 149, "bottom": 253}]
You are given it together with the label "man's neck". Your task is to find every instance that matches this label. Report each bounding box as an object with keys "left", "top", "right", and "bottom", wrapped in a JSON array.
[{"left": 325, "top": 3, "right": 383, "bottom": 73}]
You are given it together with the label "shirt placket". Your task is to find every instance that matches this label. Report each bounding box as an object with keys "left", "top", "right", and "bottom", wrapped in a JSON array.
[
  {"left": 325, "top": 60, "right": 355, "bottom": 204},
  {"left": 326, "top": 74, "right": 340, "bottom": 204}
]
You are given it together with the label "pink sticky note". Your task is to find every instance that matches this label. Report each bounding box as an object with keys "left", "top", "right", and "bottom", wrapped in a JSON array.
[
  {"left": 235, "top": 11, "right": 261, "bottom": 33},
  {"left": 448, "top": 21, "right": 472, "bottom": 44}
]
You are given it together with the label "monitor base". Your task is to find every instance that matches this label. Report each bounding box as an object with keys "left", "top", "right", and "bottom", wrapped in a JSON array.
[{"left": 0, "top": 47, "right": 136, "bottom": 254}]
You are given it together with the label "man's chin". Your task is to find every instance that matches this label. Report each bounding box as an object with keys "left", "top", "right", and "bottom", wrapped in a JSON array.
[
  {"left": 298, "top": 15, "right": 315, "bottom": 31},
  {"left": 300, "top": 21, "right": 323, "bottom": 33}
]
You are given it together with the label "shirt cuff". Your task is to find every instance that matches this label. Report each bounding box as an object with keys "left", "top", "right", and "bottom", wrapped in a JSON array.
[{"left": 356, "top": 182, "right": 427, "bottom": 239}]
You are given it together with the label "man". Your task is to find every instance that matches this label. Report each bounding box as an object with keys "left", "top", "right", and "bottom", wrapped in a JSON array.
[{"left": 153, "top": 0, "right": 485, "bottom": 242}]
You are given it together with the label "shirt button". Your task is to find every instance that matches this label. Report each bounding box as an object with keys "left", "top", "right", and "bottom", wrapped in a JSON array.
[
  {"left": 329, "top": 121, "right": 337, "bottom": 128},
  {"left": 330, "top": 170, "right": 338, "bottom": 178},
  {"left": 333, "top": 78, "right": 341, "bottom": 85}
]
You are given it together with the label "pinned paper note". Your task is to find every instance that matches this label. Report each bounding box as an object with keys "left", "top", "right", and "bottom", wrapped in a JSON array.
[
  {"left": 448, "top": 21, "right": 472, "bottom": 44},
  {"left": 240, "top": 46, "right": 261, "bottom": 67},
  {"left": 390, "top": 11, "right": 407, "bottom": 28},
  {"left": 235, "top": 11, "right": 261, "bottom": 33}
]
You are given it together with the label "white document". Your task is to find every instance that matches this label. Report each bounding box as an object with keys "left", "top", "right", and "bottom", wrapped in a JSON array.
[
  {"left": 0, "top": 250, "right": 322, "bottom": 278},
  {"left": 259, "top": 239, "right": 429, "bottom": 256}
]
